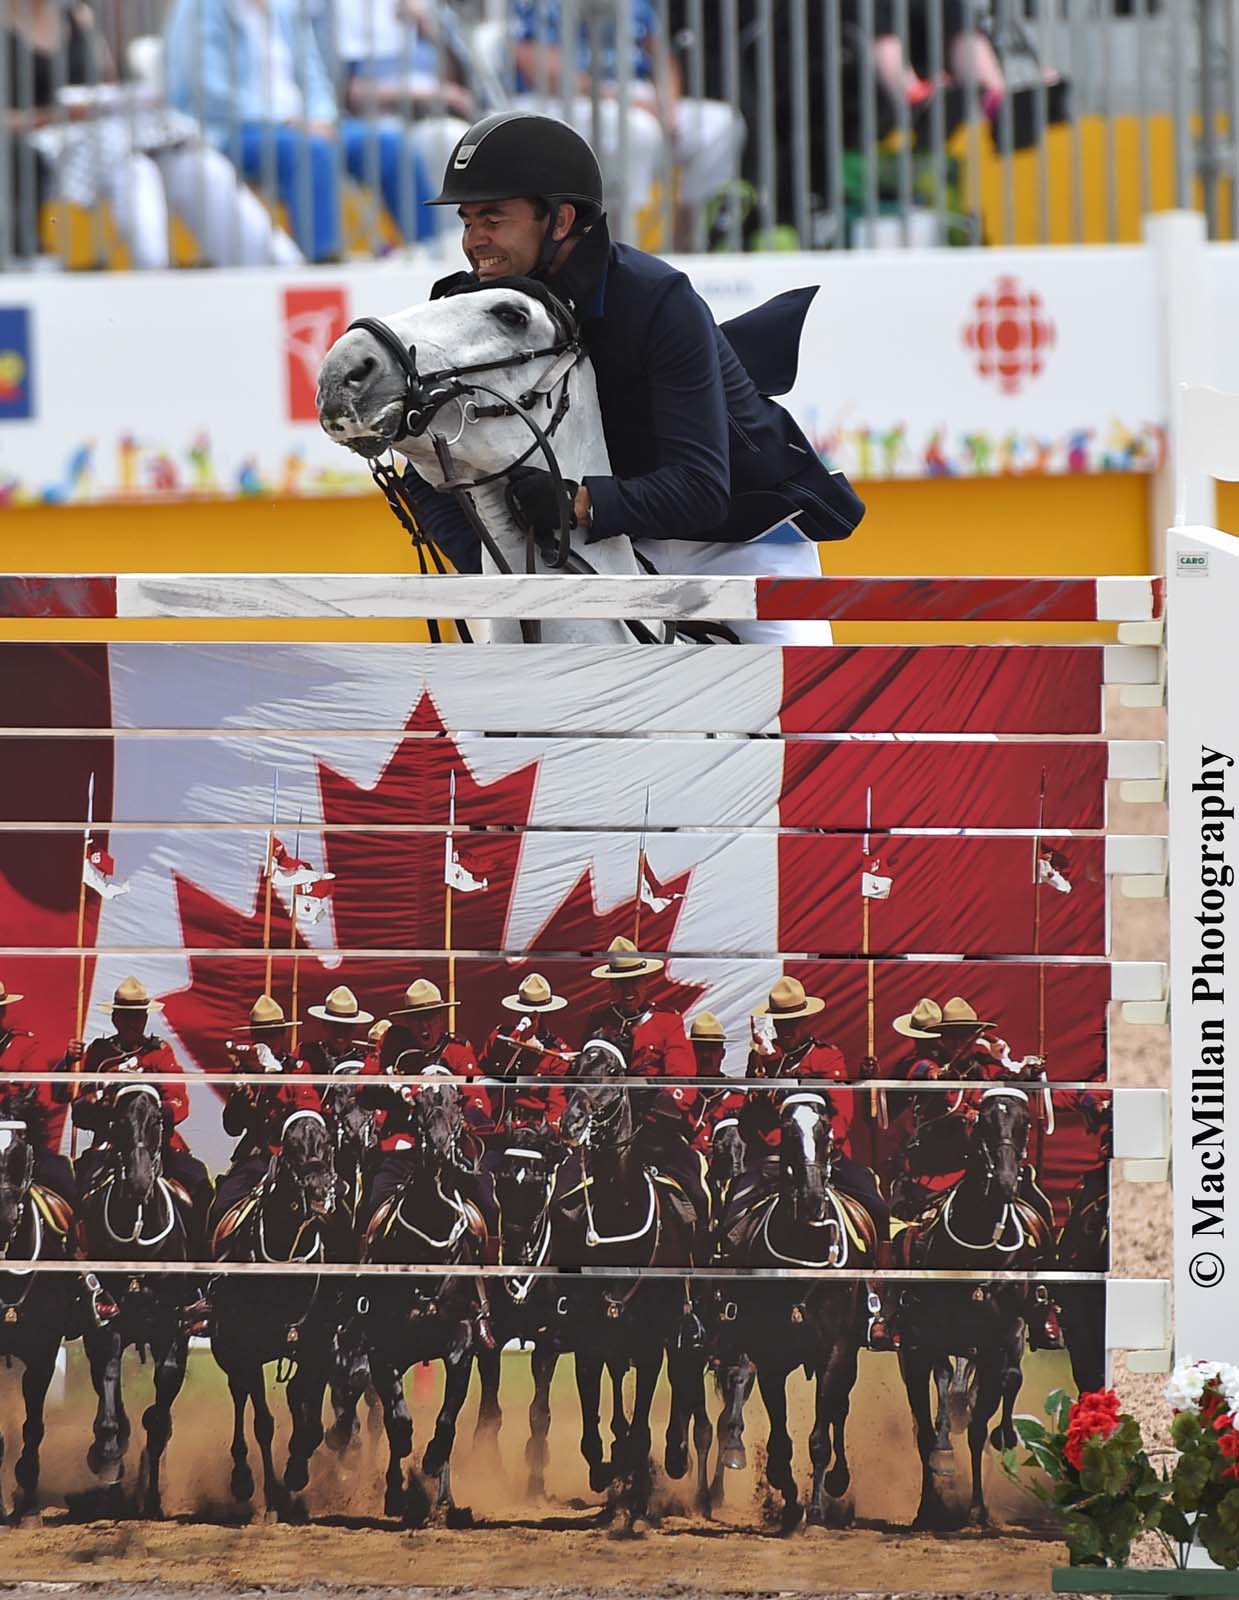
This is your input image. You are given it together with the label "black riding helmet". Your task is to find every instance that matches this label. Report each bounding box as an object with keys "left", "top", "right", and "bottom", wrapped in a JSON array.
[{"left": 428, "top": 111, "right": 604, "bottom": 271}]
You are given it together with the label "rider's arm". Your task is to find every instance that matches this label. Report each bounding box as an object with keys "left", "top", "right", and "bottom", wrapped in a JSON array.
[
  {"left": 152, "top": 1043, "right": 190, "bottom": 1125},
  {"left": 399, "top": 467, "right": 483, "bottom": 574},
  {"left": 583, "top": 275, "right": 730, "bottom": 542}
]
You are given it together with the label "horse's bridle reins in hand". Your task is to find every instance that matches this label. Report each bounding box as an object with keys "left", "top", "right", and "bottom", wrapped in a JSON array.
[{"left": 349, "top": 281, "right": 581, "bottom": 573}]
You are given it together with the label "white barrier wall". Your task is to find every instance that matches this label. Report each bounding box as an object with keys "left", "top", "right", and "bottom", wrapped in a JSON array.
[{"left": 0, "top": 238, "right": 1168, "bottom": 507}]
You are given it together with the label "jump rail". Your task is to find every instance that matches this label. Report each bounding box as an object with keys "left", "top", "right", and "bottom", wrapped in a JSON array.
[{"left": 0, "top": 561, "right": 1195, "bottom": 1396}]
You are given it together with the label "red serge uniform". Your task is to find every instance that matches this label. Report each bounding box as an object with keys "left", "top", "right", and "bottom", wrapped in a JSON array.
[
  {"left": 221, "top": 1050, "right": 321, "bottom": 1160},
  {"left": 1, "top": 1025, "right": 70, "bottom": 1151},
  {"left": 478, "top": 1019, "right": 573, "bottom": 1133},
  {"left": 370, "top": 1029, "right": 490, "bottom": 1148},
  {"left": 586, "top": 1003, "right": 698, "bottom": 1127},
  {"left": 1061, "top": 1087, "right": 1112, "bottom": 1159},
  {"left": 73, "top": 1034, "right": 190, "bottom": 1151},
  {"left": 731, "top": 1037, "right": 853, "bottom": 1153}
]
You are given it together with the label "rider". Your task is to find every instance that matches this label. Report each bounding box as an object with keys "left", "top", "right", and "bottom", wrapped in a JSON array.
[
  {"left": 0, "top": 976, "right": 76, "bottom": 1206},
  {"left": 477, "top": 972, "right": 574, "bottom": 1137},
  {"left": 719, "top": 977, "right": 889, "bottom": 1241},
  {"left": 208, "top": 995, "right": 321, "bottom": 1240},
  {"left": 300, "top": 984, "right": 374, "bottom": 1086},
  {"left": 361, "top": 978, "right": 495, "bottom": 1227},
  {"left": 585, "top": 938, "right": 710, "bottom": 1234},
  {"left": 686, "top": 1010, "right": 738, "bottom": 1155},
  {"left": 402, "top": 111, "right": 865, "bottom": 643},
  {"left": 70, "top": 976, "right": 214, "bottom": 1324}
]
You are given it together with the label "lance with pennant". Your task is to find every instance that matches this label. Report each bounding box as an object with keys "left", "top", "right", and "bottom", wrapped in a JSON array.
[
  {"left": 862, "top": 786, "right": 888, "bottom": 1130},
  {"left": 632, "top": 786, "right": 651, "bottom": 948},
  {"left": 70, "top": 772, "right": 95, "bottom": 1152},
  {"left": 262, "top": 770, "right": 279, "bottom": 997},
  {"left": 1031, "top": 767, "right": 1055, "bottom": 1163},
  {"left": 445, "top": 769, "right": 457, "bottom": 1033},
  {"left": 289, "top": 805, "right": 304, "bottom": 1053}
]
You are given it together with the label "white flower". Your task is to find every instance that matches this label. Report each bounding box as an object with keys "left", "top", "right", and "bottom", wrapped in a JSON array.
[{"left": 1165, "top": 1358, "right": 1239, "bottom": 1414}]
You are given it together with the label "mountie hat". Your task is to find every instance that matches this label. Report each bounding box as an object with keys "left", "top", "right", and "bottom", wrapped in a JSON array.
[
  {"left": 752, "top": 977, "right": 825, "bottom": 1020},
  {"left": 240, "top": 995, "right": 294, "bottom": 1031},
  {"left": 100, "top": 976, "right": 162, "bottom": 1014},
  {"left": 0, "top": 979, "right": 23, "bottom": 1006},
  {"left": 689, "top": 1011, "right": 725, "bottom": 1043},
  {"left": 931, "top": 996, "right": 993, "bottom": 1033},
  {"left": 502, "top": 973, "right": 568, "bottom": 1014},
  {"left": 893, "top": 997, "right": 943, "bottom": 1039},
  {"left": 390, "top": 979, "right": 450, "bottom": 1016},
  {"left": 308, "top": 985, "right": 375, "bottom": 1026},
  {"left": 590, "top": 937, "right": 664, "bottom": 981}
]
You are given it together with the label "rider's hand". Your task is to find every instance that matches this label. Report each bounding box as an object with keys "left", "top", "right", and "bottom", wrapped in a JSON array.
[
  {"left": 505, "top": 466, "right": 579, "bottom": 548},
  {"left": 64, "top": 1038, "right": 86, "bottom": 1064},
  {"left": 858, "top": 1054, "right": 880, "bottom": 1079}
]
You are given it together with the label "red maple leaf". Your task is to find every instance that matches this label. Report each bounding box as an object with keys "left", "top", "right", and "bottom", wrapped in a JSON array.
[{"left": 160, "top": 691, "right": 702, "bottom": 1074}]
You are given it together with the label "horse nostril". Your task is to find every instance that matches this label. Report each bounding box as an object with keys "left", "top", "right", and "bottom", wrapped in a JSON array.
[{"left": 345, "top": 354, "right": 378, "bottom": 386}]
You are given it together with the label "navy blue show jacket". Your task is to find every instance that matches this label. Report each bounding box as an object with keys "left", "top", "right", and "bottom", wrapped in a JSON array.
[{"left": 399, "top": 219, "right": 864, "bottom": 570}]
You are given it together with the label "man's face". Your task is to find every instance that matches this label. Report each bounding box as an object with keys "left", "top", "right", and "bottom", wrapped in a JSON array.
[
  {"left": 693, "top": 1041, "right": 725, "bottom": 1077},
  {"left": 458, "top": 198, "right": 573, "bottom": 281},
  {"left": 408, "top": 1011, "right": 440, "bottom": 1050},
  {"left": 613, "top": 978, "right": 648, "bottom": 1019},
  {"left": 773, "top": 1014, "right": 810, "bottom": 1051},
  {"left": 113, "top": 1009, "right": 146, "bottom": 1046},
  {"left": 258, "top": 1027, "right": 288, "bottom": 1057}
]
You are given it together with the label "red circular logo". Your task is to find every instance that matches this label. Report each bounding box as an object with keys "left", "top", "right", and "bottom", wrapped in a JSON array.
[{"left": 963, "top": 276, "right": 1056, "bottom": 396}]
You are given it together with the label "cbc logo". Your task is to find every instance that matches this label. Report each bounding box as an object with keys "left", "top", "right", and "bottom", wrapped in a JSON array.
[{"left": 1189, "top": 1251, "right": 1225, "bottom": 1289}]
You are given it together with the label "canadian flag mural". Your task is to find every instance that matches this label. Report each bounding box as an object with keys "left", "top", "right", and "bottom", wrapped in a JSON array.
[{"left": 2, "top": 639, "right": 1110, "bottom": 1204}]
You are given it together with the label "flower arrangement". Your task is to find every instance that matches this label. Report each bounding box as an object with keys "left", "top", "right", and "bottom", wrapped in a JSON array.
[
  {"left": 1004, "top": 1387, "right": 1165, "bottom": 1567},
  {"left": 1004, "top": 1362, "right": 1239, "bottom": 1569}
]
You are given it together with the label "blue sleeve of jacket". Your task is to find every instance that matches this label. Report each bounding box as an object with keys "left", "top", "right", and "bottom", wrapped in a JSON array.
[
  {"left": 402, "top": 468, "right": 482, "bottom": 574},
  {"left": 583, "top": 276, "right": 731, "bottom": 541}
]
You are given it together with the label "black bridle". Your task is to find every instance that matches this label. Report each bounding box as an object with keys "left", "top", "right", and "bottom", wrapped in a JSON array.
[{"left": 348, "top": 283, "right": 582, "bottom": 580}]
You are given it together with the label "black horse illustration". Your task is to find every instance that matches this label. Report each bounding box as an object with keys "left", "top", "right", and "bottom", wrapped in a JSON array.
[
  {"left": 893, "top": 1087, "right": 1055, "bottom": 1529},
  {"left": 210, "top": 1106, "right": 349, "bottom": 1519},
  {"left": 715, "top": 1091, "right": 875, "bottom": 1530}
]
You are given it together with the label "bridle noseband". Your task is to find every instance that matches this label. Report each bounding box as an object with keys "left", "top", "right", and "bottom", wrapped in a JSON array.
[{"left": 348, "top": 282, "right": 583, "bottom": 576}]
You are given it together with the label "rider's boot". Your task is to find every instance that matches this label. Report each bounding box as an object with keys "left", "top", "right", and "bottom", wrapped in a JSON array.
[
  {"left": 865, "top": 1282, "right": 898, "bottom": 1351},
  {"left": 1027, "top": 1284, "right": 1065, "bottom": 1350},
  {"left": 81, "top": 1272, "right": 120, "bottom": 1331}
]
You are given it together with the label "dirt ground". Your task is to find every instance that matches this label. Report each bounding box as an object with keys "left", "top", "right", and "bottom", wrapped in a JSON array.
[{"left": 0, "top": 695, "right": 1171, "bottom": 1598}]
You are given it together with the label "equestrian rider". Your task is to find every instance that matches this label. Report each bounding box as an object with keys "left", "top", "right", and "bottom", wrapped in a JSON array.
[
  {"left": 0, "top": 976, "right": 76, "bottom": 1205},
  {"left": 300, "top": 984, "right": 374, "bottom": 1085},
  {"left": 477, "top": 972, "right": 574, "bottom": 1137},
  {"left": 208, "top": 995, "right": 320, "bottom": 1237},
  {"left": 402, "top": 111, "right": 865, "bottom": 643},
  {"left": 715, "top": 977, "right": 889, "bottom": 1243},
  {"left": 584, "top": 938, "right": 710, "bottom": 1233},
  {"left": 70, "top": 976, "right": 212, "bottom": 1234},
  {"left": 686, "top": 1010, "right": 735, "bottom": 1156},
  {"left": 360, "top": 978, "right": 497, "bottom": 1232}
]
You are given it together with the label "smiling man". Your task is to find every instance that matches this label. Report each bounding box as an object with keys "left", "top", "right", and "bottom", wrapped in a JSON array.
[{"left": 398, "top": 111, "right": 864, "bottom": 642}]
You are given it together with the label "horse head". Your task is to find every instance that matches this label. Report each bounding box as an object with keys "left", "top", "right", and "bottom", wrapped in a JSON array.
[
  {"left": 412, "top": 1067, "right": 466, "bottom": 1173},
  {"left": 0, "top": 1113, "right": 35, "bottom": 1255},
  {"left": 326, "top": 1076, "right": 377, "bottom": 1163},
  {"left": 274, "top": 1108, "right": 337, "bottom": 1220},
  {"left": 709, "top": 1116, "right": 746, "bottom": 1200},
  {"left": 316, "top": 282, "right": 585, "bottom": 482},
  {"left": 560, "top": 1035, "right": 634, "bottom": 1154},
  {"left": 973, "top": 1087, "right": 1031, "bottom": 1205},
  {"left": 493, "top": 1122, "right": 557, "bottom": 1264},
  {"left": 111, "top": 1082, "right": 165, "bottom": 1211},
  {"left": 779, "top": 1092, "right": 836, "bottom": 1227}
]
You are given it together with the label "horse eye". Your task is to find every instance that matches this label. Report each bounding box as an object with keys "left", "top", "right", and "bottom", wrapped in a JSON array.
[{"left": 491, "top": 302, "right": 529, "bottom": 330}]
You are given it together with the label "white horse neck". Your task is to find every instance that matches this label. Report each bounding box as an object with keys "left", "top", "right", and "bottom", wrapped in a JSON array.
[{"left": 415, "top": 362, "right": 648, "bottom": 646}]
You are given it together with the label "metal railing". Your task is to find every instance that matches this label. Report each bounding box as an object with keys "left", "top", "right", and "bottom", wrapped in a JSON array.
[{"left": 2, "top": 0, "right": 1235, "bottom": 272}]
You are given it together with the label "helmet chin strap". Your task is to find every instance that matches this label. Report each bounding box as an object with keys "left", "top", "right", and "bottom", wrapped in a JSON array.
[{"left": 533, "top": 203, "right": 569, "bottom": 279}]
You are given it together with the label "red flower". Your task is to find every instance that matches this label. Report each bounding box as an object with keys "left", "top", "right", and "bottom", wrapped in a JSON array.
[
  {"left": 1213, "top": 1412, "right": 1234, "bottom": 1434},
  {"left": 1064, "top": 1389, "right": 1123, "bottom": 1471},
  {"left": 1218, "top": 1431, "right": 1239, "bottom": 1460}
]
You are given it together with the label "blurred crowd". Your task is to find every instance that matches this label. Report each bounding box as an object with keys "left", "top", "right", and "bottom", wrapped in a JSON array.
[{"left": 3, "top": 0, "right": 1070, "bottom": 268}]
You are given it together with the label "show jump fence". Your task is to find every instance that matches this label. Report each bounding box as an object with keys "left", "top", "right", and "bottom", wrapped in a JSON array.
[{"left": 7, "top": 547, "right": 1212, "bottom": 1385}]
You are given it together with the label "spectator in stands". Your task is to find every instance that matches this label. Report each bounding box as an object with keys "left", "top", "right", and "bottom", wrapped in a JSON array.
[
  {"left": 6, "top": 0, "right": 301, "bottom": 266},
  {"left": 335, "top": 0, "right": 477, "bottom": 199},
  {"left": 163, "top": 0, "right": 437, "bottom": 260},
  {"left": 509, "top": 0, "right": 742, "bottom": 247},
  {"left": 867, "top": 0, "right": 1007, "bottom": 119}
]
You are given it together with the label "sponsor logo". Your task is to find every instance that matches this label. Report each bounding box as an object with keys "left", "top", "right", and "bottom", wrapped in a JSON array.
[
  {"left": 962, "top": 276, "right": 1055, "bottom": 396},
  {"left": 284, "top": 287, "right": 350, "bottom": 423},
  {"left": 1178, "top": 551, "right": 1210, "bottom": 577},
  {"left": 0, "top": 307, "right": 34, "bottom": 421}
]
